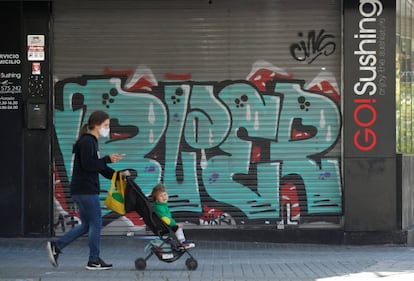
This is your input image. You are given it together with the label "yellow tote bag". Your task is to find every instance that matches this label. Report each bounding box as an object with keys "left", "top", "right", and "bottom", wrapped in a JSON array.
[{"left": 104, "top": 172, "right": 126, "bottom": 215}]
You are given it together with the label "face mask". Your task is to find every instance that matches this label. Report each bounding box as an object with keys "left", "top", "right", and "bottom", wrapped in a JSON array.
[{"left": 98, "top": 127, "right": 110, "bottom": 138}]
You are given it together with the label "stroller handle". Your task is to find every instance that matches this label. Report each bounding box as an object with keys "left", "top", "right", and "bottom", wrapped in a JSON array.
[{"left": 119, "top": 169, "right": 138, "bottom": 180}]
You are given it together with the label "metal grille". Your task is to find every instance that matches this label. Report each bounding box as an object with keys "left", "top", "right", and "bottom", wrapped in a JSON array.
[{"left": 52, "top": 0, "right": 342, "bottom": 236}]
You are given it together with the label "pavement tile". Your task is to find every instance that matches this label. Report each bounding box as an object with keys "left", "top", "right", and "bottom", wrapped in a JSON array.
[{"left": 1, "top": 237, "right": 414, "bottom": 281}]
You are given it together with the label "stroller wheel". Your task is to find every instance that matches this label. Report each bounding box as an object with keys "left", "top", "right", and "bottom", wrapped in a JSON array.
[
  {"left": 135, "top": 258, "right": 146, "bottom": 270},
  {"left": 185, "top": 257, "right": 198, "bottom": 270}
]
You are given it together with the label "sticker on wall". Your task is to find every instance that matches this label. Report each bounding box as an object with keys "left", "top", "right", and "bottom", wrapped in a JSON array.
[
  {"left": 32, "top": 62, "right": 41, "bottom": 75},
  {"left": 27, "top": 35, "right": 45, "bottom": 61}
]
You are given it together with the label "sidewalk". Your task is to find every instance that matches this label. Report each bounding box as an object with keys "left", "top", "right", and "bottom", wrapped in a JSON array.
[{"left": 0, "top": 237, "right": 414, "bottom": 281}]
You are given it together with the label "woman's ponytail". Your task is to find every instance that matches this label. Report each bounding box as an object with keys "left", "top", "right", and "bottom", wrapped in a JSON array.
[
  {"left": 78, "top": 124, "right": 89, "bottom": 139},
  {"left": 74, "top": 124, "right": 89, "bottom": 145}
]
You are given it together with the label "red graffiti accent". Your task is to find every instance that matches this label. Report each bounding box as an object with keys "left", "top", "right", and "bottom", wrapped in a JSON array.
[
  {"left": 108, "top": 119, "right": 139, "bottom": 143},
  {"left": 127, "top": 76, "right": 155, "bottom": 91},
  {"left": 200, "top": 205, "right": 225, "bottom": 223},
  {"left": 248, "top": 69, "right": 293, "bottom": 91},
  {"left": 125, "top": 212, "right": 145, "bottom": 226},
  {"left": 54, "top": 167, "right": 67, "bottom": 210},
  {"left": 54, "top": 166, "right": 79, "bottom": 217},
  {"left": 251, "top": 145, "right": 261, "bottom": 163},
  {"left": 104, "top": 67, "right": 157, "bottom": 91},
  {"left": 291, "top": 128, "right": 312, "bottom": 140},
  {"left": 103, "top": 67, "right": 133, "bottom": 77},
  {"left": 164, "top": 73, "right": 192, "bottom": 80},
  {"left": 247, "top": 61, "right": 293, "bottom": 91},
  {"left": 308, "top": 80, "right": 340, "bottom": 104},
  {"left": 110, "top": 132, "right": 131, "bottom": 140},
  {"left": 280, "top": 182, "right": 300, "bottom": 220}
]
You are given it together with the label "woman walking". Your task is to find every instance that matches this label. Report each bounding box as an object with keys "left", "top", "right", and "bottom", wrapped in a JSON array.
[{"left": 47, "top": 110, "right": 124, "bottom": 270}]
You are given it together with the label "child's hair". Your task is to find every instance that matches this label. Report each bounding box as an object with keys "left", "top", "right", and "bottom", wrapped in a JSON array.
[{"left": 151, "top": 183, "right": 167, "bottom": 201}]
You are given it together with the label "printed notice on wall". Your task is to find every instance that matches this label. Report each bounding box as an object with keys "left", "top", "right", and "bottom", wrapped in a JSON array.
[
  {"left": 0, "top": 53, "right": 21, "bottom": 110},
  {"left": 27, "top": 35, "right": 45, "bottom": 61}
]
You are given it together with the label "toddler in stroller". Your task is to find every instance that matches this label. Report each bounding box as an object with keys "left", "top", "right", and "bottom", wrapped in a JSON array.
[
  {"left": 125, "top": 176, "right": 198, "bottom": 270},
  {"left": 151, "top": 183, "right": 195, "bottom": 249}
]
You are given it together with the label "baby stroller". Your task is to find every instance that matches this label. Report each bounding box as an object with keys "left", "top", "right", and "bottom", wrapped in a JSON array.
[{"left": 124, "top": 176, "right": 198, "bottom": 271}]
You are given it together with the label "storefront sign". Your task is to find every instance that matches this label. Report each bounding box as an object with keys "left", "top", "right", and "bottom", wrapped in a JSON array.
[
  {"left": 27, "top": 35, "right": 45, "bottom": 61},
  {"left": 343, "top": 0, "right": 396, "bottom": 157},
  {"left": 343, "top": 0, "right": 398, "bottom": 232},
  {"left": 0, "top": 53, "right": 21, "bottom": 110}
]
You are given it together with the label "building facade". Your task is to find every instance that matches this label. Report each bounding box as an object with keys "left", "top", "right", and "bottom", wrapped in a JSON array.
[{"left": 0, "top": 0, "right": 408, "bottom": 244}]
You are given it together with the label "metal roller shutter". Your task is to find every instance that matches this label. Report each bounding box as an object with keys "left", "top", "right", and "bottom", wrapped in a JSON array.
[{"left": 52, "top": 0, "right": 342, "bottom": 236}]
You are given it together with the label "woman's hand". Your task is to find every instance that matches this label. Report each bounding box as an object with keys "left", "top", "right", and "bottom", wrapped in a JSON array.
[{"left": 109, "top": 153, "right": 124, "bottom": 163}]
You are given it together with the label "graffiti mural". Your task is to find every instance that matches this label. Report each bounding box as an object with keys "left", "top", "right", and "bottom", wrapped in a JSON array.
[{"left": 53, "top": 61, "right": 342, "bottom": 233}]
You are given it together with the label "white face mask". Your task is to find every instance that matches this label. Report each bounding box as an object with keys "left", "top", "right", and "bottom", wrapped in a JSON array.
[{"left": 98, "top": 127, "right": 110, "bottom": 138}]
